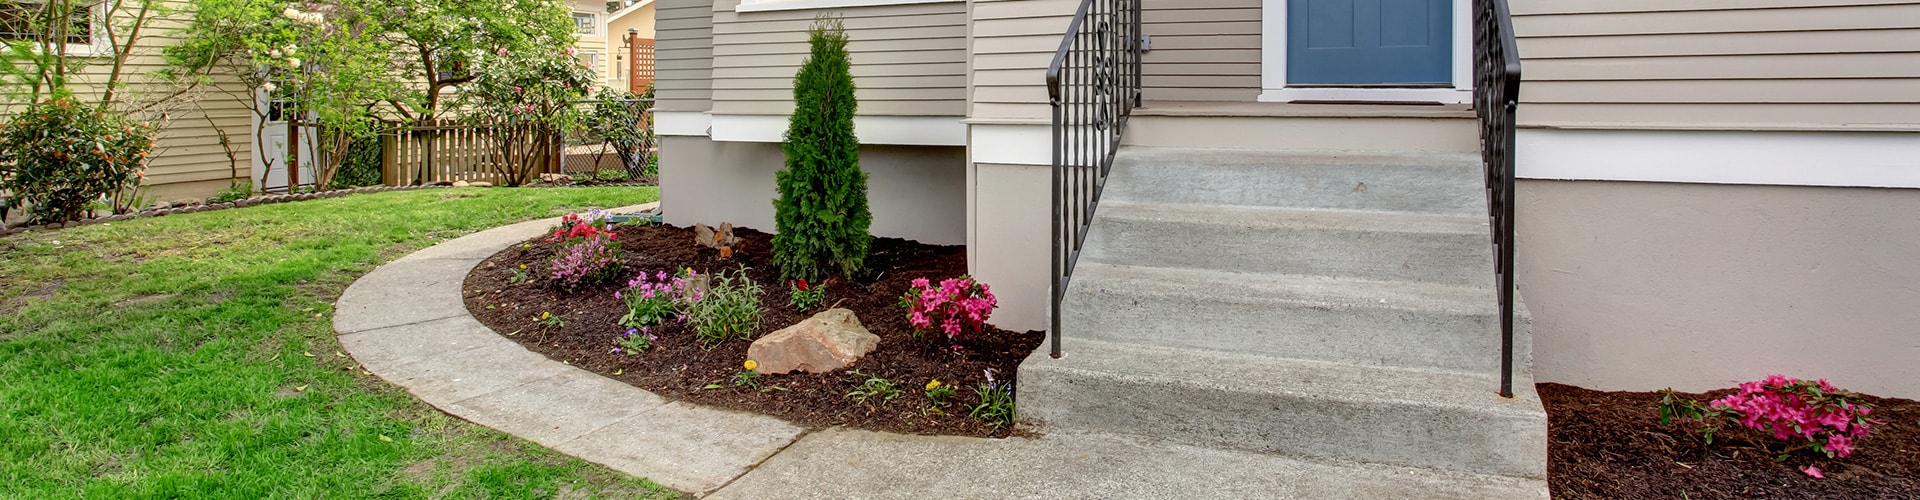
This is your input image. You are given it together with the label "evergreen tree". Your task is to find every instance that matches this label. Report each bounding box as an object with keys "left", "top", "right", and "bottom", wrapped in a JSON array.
[{"left": 772, "top": 16, "right": 870, "bottom": 282}]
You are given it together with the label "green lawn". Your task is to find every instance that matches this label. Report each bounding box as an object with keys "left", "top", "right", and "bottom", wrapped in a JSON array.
[{"left": 0, "top": 187, "right": 677, "bottom": 499}]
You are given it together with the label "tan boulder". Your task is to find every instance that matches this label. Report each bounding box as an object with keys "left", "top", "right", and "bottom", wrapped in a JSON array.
[{"left": 747, "top": 308, "right": 879, "bottom": 375}]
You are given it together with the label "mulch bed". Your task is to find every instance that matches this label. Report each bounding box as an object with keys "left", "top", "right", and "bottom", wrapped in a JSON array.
[
  {"left": 1542, "top": 383, "right": 1920, "bottom": 499},
  {"left": 463, "top": 223, "right": 1043, "bottom": 438}
]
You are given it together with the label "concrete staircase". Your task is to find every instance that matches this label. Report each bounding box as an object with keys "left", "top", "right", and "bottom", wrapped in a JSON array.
[{"left": 1018, "top": 104, "right": 1549, "bottom": 497}]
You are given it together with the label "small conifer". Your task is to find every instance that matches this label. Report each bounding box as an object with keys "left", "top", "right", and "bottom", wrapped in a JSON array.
[{"left": 772, "top": 15, "right": 871, "bottom": 282}]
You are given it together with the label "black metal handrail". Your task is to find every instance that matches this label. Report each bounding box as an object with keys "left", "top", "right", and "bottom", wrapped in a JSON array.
[
  {"left": 1044, "top": 0, "right": 1143, "bottom": 358},
  {"left": 1473, "top": 0, "right": 1523, "bottom": 398}
]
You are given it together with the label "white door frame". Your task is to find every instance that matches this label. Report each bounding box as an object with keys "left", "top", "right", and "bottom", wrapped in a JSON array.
[{"left": 1258, "top": 0, "right": 1473, "bottom": 103}]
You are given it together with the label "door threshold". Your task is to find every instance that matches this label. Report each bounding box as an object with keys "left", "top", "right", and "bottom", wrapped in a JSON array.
[{"left": 1289, "top": 100, "right": 1447, "bottom": 106}]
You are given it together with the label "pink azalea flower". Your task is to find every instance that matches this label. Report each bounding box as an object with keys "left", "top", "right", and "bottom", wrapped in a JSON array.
[{"left": 1801, "top": 466, "right": 1823, "bottom": 479}]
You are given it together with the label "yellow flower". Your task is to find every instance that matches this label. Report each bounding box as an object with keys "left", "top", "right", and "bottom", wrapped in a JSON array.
[
  {"left": 518, "top": 264, "right": 527, "bottom": 270},
  {"left": 540, "top": 312, "right": 550, "bottom": 319},
  {"left": 926, "top": 379, "right": 942, "bottom": 391},
  {"left": 743, "top": 360, "right": 758, "bottom": 371}
]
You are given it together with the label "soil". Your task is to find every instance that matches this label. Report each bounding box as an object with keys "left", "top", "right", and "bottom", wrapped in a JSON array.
[
  {"left": 463, "top": 223, "right": 1043, "bottom": 438},
  {"left": 1542, "top": 383, "right": 1920, "bottom": 499}
]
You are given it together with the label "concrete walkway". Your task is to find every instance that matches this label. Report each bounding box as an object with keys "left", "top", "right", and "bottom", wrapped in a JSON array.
[{"left": 334, "top": 206, "right": 1549, "bottom": 499}]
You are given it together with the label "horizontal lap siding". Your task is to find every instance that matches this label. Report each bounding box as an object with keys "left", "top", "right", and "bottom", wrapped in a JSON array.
[
  {"left": 0, "top": 2, "right": 261, "bottom": 200},
  {"left": 1512, "top": 0, "right": 1920, "bottom": 130},
  {"left": 970, "top": 0, "right": 1077, "bottom": 121},
  {"left": 1141, "top": 0, "right": 1261, "bottom": 102},
  {"left": 711, "top": 0, "right": 968, "bottom": 116},
  {"left": 656, "top": 0, "right": 715, "bottom": 112}
]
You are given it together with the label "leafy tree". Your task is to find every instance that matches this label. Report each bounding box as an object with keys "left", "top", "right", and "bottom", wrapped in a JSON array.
[
  {"left": 771, "top": 16, "right": 870, "bottom": 282},
  {"left": 459, "top": 45, "right": 595, "bottom": 186},
  {"left": 379, "top": 0, "right": 577, "bottom": 124}
]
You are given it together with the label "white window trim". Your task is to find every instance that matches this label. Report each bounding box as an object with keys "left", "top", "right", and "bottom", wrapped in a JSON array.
[
  {"left": 735, "top": 0, "right": 959, "bottom": 13},
  {"left": 1258, "top": 0, "right": 1471, "bottom": 104},
  {"left": 2, "top": 2, "right": 111, "bottom": 57}
]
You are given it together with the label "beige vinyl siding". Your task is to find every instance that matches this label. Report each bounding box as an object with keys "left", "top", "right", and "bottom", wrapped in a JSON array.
[
  {"left": 2, "top": 1, "right": 259, "bottom": 202},
  {"left": 709, "top": 0, "right": 967, "bottom": 116},
  {"left": 1140, "top": 0, "right": 1261, "bottom": 102},
  {"left": 969, "top": 0, "right": 1076, "bottom": 121},
  {"left": 654, "top": 0, "right": 714, "bottom": 112},
  {"left": 1511, "top": 0, "right": 1920, "bottom": 131}
]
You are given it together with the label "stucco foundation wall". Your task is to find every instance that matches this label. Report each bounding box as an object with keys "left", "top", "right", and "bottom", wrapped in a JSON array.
[
  {"left": 967, "top": 162, "right": 1052, "bottom": 333},
  {"left": 658, "top": 137, "right": 966, "bottom": 246},
  {"left": 1516, "top": 179, "right": 1920, "bottom": 400}
]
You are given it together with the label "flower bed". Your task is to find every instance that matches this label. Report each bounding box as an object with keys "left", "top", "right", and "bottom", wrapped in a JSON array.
[
  {"left": 463, "top": 222, "right": 1043, "bottom": 438},
  {"left": 1543, "top": 383, "right": 1920, "bottom": 499}
]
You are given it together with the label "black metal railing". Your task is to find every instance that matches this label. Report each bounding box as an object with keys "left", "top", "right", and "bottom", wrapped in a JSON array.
[
  {"left": 1044, "top": 0, "right": 1143, "bottom": 358},
  {"left": 1473, "top": 0, "right": 1523, "bottom": 398}
]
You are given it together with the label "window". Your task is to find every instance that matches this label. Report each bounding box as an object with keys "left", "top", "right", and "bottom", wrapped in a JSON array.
[
  {"left": 571, "top": 11, "right": 599, "bottom": 37},
  {"left": 0, "top": 1, "right": 94, "bottom": 47},
  {"left": 580, "top": 51, "right": 599, "bottom": 71}
]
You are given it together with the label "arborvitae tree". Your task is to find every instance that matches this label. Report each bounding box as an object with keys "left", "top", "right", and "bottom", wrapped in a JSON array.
[{"left": 772, "top": 16, "right": 870, "bottom": 282}]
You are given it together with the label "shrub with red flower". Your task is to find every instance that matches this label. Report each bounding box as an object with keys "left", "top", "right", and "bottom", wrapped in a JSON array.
[
  {"left": 1659, "top": 374, "right": 1877, "bottom": 460},
  {"left": 543, "top": 211, "right": 623, "bottom": 290},
  {"left": 898, "top": 276, "right": 997, "bottom": 340}
]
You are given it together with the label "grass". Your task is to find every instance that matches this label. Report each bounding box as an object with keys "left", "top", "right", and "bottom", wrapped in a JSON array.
[{"left": 0, "top": 187, "right": 680, "bottom": 499}]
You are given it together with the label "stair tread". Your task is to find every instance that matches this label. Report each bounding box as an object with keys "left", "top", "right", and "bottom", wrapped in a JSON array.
[
  {"left": 1069, "top": 261, "right": 1496, "bottom": 315},
  {"left": 1037, "top": 337, "right": 1544, "bottom": 418},
  {"left": 1116, "top": 146, "right": 1481, "bottom": 168},
  {"left": 1097, "top": 200, "right": 1491, "bottom": 235}
]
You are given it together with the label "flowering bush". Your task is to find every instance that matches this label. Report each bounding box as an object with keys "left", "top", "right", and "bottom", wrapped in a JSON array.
[
  {"left": 545, "top": 212, "right": 622, "bottom": 290},
  {"left": 619, "top": 269, "right": 694, "bottom": 327},
  {"left": 0, "top": 96, "right": 155, "bottom": 224},
  {"left": 1659, "top": 374, "right": 1877, "bottom": 459},
  {"left": 899, "top": 276, "right": 997, "bottom": 340}
]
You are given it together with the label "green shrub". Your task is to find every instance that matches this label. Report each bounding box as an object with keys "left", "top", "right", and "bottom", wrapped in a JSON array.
[
  {"left": 686, "top": 266, "right": 764, "bottom": 349},
  {"left": 771, "top": 16, "right": 871, "bottom": 282},
  {"left": 0, "top": 97, "right": 155, "bottom": 224},
  {"left": 331, "top": 132, "right": 385, "bottom": 188}
]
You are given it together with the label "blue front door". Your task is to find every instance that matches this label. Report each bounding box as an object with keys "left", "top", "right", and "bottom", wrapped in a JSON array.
[{"left": 1287, "top": 0, "right": 1452, "bottom": 85}]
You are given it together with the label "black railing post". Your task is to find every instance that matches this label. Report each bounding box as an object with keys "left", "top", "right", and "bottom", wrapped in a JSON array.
[
  {"left": 1473, "top": 0, "right": 1523, "bottom": 398},
  {"left": 1046, "top": 0, "right": 1142, "bottom": 357}
]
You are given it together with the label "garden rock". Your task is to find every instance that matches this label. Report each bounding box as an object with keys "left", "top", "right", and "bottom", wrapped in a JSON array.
[
  {"left": 453, "top": 180, "right": 471, "bottom": 187},
  {"left": 747, "top": 308, "right": 878, "bottom": 375},
  {"left": 469, "top": 181, "right": 493, "bottom": 188},
  {"left": 693, "top": 223, "right": 740, "bottom": 250}
]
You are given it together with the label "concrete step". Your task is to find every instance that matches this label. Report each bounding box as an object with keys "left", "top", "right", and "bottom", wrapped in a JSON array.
[
  {"left": 1018, "top": 338, "right": 1548, "bottom": 479},
  {"left": 1081, "top": 201, "right": 1494, "bottom": 286},
  {"left": 1062, "top": 262, "right": 1508, "bottom": 373},
  {"left": 1107, "top": 147, "right": 1486, "bottom": 216},
  {"left": 1123, "top": 103, "right": 1477, "bottom": 152}
]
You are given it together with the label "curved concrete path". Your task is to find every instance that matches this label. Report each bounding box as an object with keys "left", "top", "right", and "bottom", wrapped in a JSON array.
[{"left": 335, "top": 207, "right": 1549, "bottom": 499}]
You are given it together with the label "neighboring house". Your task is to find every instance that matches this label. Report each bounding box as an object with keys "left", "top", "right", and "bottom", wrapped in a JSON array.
[
  {"left": 0, "top": 0, "right": 258, "bottom": 205},
  {"left": 568, "top": 0, "right": 614, "bottom": 86},
  {"left": 606, "top": 0, "right": 657, "bottom": 93}
]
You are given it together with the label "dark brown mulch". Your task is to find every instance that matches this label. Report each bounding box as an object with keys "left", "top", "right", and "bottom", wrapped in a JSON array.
[
  {"left": 463, "top": 223, "right": 1043, "bottom": 438},
  {"left": 1542, "top": 382, "right": 1920, "bottom": 499}
]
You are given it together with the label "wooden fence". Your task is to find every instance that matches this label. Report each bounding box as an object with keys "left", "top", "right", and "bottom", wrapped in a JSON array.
[{"left": 380, "top": 123, "right": 560, "bottom": 186}]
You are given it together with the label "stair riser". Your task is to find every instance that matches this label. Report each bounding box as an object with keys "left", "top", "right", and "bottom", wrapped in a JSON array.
[
  {"left": 1122, "top": 116, "right": 1478, "bottom": 152},
  {"left": 1062, "top": 287, "right": 1501, "bottom": 373},
  {"left": 1106, "top": 159, "right": 1485, "bottom": 216},
  {"left": 1019, "top": 363, "right": 1549, "bottom": 479},
  {"left": 1082, "top": 217, "right": 1493, "bottom": 286}
]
